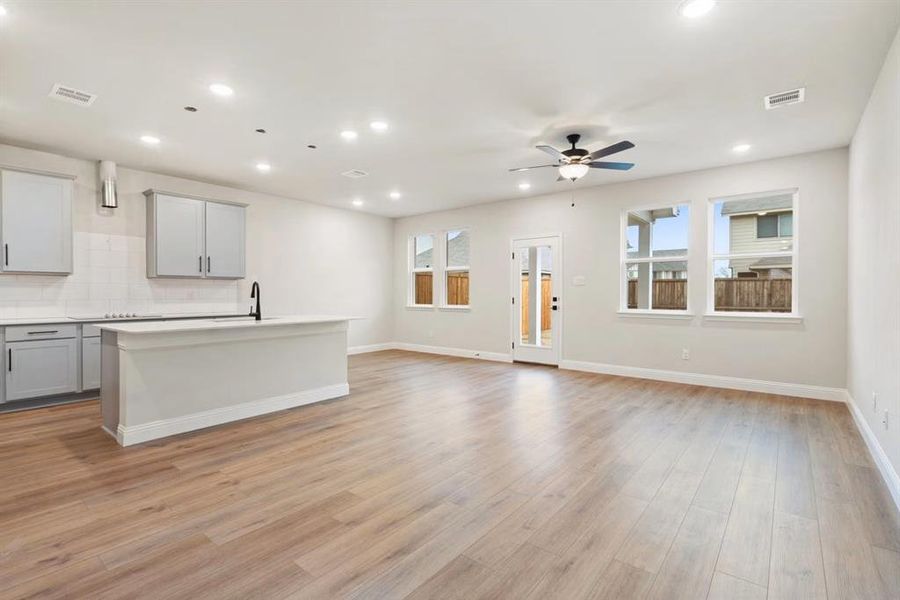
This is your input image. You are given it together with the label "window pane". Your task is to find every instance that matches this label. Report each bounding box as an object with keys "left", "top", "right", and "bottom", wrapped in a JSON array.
[
  {"left": 520, "top": 245, "right": 552, "bottom": 346},
  {"left": 714, "top": 193, "right": 794, "bottom": 255},
  {"left": 626, "top": 204, "right": 689, "bottom": 259},
  {"left": 713, "top": 258, "right": 792, "bottom": 312},
  {"left": 446, "top": 230, "right": 469, "bottom": 268},
  {"left": 779, "top": 212, "right": 793, "bottom": 237},
  {"left": 414, "top": 234, "right": 433, "bottom": 269},
  {"left": 446, "top": 271, "right": 469, "bottom": 306},
  {"left": 757, "top": 214, "right": 778, "bottom": 238},
  {"left": 626, "top": 261, "right": 687, "bottom": 310},
  {"left": 414, "top": 272, "right": 433, "bottom": 305}
]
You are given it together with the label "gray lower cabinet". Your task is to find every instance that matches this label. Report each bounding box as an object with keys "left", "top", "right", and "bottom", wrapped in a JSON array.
[
  {"left": 81, "top": 336, "right": 101, "bottom": 391},
  {"left": 6, "top": 338, "right": 78, "bottom": 401}
]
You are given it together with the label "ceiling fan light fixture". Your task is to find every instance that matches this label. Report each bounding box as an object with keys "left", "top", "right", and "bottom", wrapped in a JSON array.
[{"left": 559, "top": 163, "right": 589, "bottom": 180}]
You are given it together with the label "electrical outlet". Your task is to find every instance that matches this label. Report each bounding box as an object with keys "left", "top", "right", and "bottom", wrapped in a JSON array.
[
  {"left": 681, "top": 348, "right": 690, "bottom": 360},
  {"left": 872, "top": 391, "right": 878, "bottom": 412}
]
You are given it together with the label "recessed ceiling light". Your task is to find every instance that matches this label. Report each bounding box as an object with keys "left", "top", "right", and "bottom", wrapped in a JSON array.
[
  {"left": 340, "top": 130, "right": 358, "bottom": 141},
  {"left": 140, "top": 135, "right": 160, "bottom": 145},
  {"left": 518, "top": 182, "right": 531, "bottom": 191},
  {"left": 352, "top": 198, "right": 364, "bottom": 207},
  {"left": 209, "top": 83, "right": 234, "bottom": 97},
  {"left": 732, "top": 143, "right": 751, "bottom": 153},
  {"left": 389, "top": 190, "right": 401, "bottom": 200},
  {"left": 256, "top": 163, "right": 271, "bottom": 172},
  {"left": 370, "top": 121, "right": 389, "bottom": 132},
  {"left": 678, "top": 0, "right": 715, "bottom": 18}
]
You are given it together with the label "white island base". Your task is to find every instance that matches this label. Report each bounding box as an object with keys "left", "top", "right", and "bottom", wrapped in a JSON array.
[{"left": 100, "top": 316, "right": 352, "bottom": 446}]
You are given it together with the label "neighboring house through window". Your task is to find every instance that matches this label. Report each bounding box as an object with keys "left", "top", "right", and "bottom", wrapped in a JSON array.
[
  {"left": 711, "top": 190, "right": 797, "bottom": 314},
  {"left": 622, "top": 204, "right": 690, "bottom": 311}
]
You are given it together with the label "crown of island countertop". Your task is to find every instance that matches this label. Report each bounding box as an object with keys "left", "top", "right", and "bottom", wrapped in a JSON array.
[{"left": 97, "top": 315, "right": 360, "bottom": 334}]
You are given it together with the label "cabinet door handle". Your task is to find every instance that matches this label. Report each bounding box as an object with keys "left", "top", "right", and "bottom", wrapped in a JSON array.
[
  {"left": 4, "top": 243, "right": 8, "bottom": 266},
  {"left": 8, "top": 349, "right": 11, "bottom": 372},
  {"left": 199, "top": 256, "right": 202, "bottom": 273},
  {"left": 27, "top": 330, "right": 59, "bottom": 335},
  {"left": 207, "top": 256, "right": 211, "bottom": 273}
]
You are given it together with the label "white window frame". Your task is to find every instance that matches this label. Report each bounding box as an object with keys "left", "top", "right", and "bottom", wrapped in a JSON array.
[
  {"left": 442, "top": 228, "right": 470, "bottom": 309},
  {"left": 619, "top": 203, "right": 692, "bottom": 316},
  {"left": 706, "top": 189, "right": 800, "bottom": 321},
  {"left": 408, "top": 233, "right": 435, "bottom": 308}
]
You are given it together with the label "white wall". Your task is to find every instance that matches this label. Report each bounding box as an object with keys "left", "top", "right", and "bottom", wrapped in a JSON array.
[
  {"left": 394, "top": 148, "right": 848, "bottom": 390},
  {"left": 0, "top": 143, "right": 394, "bottom": 348},
  {"left": 848, "top": 28, "right": 900, "bottom": 478}
]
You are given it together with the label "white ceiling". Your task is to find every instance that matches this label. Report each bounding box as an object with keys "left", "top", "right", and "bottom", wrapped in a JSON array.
[{"left": 0, "top": 1, "right": 897, "bottom": 217}]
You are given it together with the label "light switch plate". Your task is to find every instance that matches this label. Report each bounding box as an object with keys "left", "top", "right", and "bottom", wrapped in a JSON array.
[{"left": 572, "top": 275, "right": 586, "bottom": 286}]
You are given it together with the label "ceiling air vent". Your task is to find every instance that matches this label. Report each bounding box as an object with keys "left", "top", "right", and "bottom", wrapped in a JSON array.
[
  {"left": 49, "top": 84, "right": 98, "bottom": 107},
  {"left": 341, "top": 169, "right": 369, "bottom": 179},
  {"left": 764, "top": 87, "right": 805, "bottom": 110}
]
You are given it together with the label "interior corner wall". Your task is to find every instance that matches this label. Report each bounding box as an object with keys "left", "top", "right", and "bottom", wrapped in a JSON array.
[
  {"left": 393, "top": 147, "right": 849, "bottom": 391},
  {"left": 0, "top": 143, "right": 394, "bottom": 348},
  {"left": 848, "top": 27, "right": 900, "bottom": 477}
]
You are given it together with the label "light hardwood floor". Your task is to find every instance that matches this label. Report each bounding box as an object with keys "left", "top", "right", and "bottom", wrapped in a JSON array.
[{"left": 1, "top": 350, "right": 898, "bottom": 599}]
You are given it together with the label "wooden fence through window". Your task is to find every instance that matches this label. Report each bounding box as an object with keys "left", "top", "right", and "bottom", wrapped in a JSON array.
[
  {"left": 414, "top": 272, "right": 470, "bottom": 306},
  {"left": 521, "top": 274, "right": 552, "bottom": 337},
  {"left": 627, "top": 278, "right": 791, "bottom": 312}
]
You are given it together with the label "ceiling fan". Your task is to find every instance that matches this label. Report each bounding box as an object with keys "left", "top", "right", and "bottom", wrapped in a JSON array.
[{"left": 510, "top": 134, "right": 635, "bottom": 181}]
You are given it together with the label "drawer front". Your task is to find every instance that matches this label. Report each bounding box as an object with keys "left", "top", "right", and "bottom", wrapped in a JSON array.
[
  {"left": 82, "top": 324, "right": 102, "bottom": 338},
  {"left": 6, "top": 338, "right": 78, "bottom": 401},
  {"left": 5, "top": 324, "right": 77, "bottom": 342}
]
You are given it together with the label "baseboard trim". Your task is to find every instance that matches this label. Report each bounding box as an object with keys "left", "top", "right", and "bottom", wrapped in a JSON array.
[
  {"left": 559, "top": 359, "right": 846, "bottom": 402},
  {"left": 846, "top": 394, "right": 900, "bottom": 514},
  {"left": 117, "top": 383, "right": 350, "bottom": 446},
  {"left": 393, "top": 342, "right": 512, "bottom": 363},
  {"left": 348, "top": 342, "right": 395, "bottom": 355}
]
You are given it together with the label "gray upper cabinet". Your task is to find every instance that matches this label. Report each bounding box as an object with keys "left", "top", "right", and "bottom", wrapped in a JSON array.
[
  {"left": 205, "top": 201, "right": 246, "bottom": 278},
  {"left": 145, "top": 190, "right": 246, "bottom": 279},
  {"left": 1, "top": 169, "right": 74, "bottom": 274}
]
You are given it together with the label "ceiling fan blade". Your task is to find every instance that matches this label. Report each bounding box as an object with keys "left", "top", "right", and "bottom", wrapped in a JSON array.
[
  {"left": 587, "top": 140, "right": 635, "bottom": 161},
  {"left": 536, "top": 145, "right": 567, "bottom": 161},
  {"left": 588, "top": 161, "right": 635, "bottom": 170},
  {"left": 508, "top": 164, "right": 558, "bottom": 172}
]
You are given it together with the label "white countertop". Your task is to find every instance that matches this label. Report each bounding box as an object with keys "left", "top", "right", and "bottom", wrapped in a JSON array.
[
  {"left": 97, "top": 315, "right": 358, "bottom": 335},
  {"left": 0, "top": 312, "right": 248, "bottom": 327}
]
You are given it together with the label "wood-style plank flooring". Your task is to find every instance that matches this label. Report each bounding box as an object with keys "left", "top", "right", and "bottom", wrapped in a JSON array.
[{"left": 1, "top": 350, "right": 898, "bottom": 599}]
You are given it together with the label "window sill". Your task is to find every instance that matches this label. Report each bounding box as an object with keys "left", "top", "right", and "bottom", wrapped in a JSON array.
[
  {"left": 438, "top": 305, "right": 471, "bottom": 312},
  {"left": 617, "top": 310, "right": 695, "bottom": 320},
  {"left": 703, "top": 312, "right": 803, "bottom": 324},
  {"left": 405, "top": 304, "right": 434, "bottom": 311}
]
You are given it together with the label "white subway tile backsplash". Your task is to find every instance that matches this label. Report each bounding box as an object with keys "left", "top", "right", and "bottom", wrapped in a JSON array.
[{"left": 0, "top": 233, "right": 241, "bottom": 318}]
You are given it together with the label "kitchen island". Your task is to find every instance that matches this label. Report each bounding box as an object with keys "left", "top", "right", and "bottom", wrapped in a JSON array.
[{"left": 99, "top": 316, "right": 354, "bottom": 446}]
